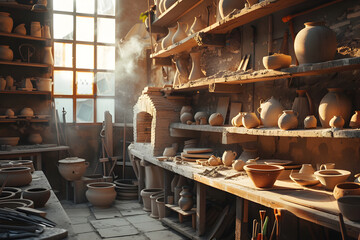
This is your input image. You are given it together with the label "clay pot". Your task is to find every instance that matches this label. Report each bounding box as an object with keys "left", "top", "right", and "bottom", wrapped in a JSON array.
[
  {"left": 239, "top": 147, "right": 258, "bottom": 163},
  {"left": 140, "top": 188, "right": 162, "bottom": 211},
  {"left": 314, "top": 169, "right": 351, "bottom": 191},
  {"left": 0, "top": 191, "right": 15, "bottom": 201},
  {"left": 329, "top": 115, "right": 345, "bottom": 129},
  {"left": 14, "top": 23, "right": 26, "bottom": 35},
  {"left": 0, "top": 77, "right": 5, "bottom": 90},
  {"left": 0, "top": 45, "right": 13, "bottom": 61},
  {"left": 28, "top": 133, "right": 42, "bottom": 144},
  {"left": 292, "top": 90, "right": 312, "bottom": 128},
  {"left": 278, "top": 110, "right": 298, "bottom": 130},
  {"left": 161, "top": 26, "right": 177, "bottom": 49},
  {"left": 156, "top": 197, "right": 165, "bottom": 219},
  {"left": 0, "top": 198, "right": 34, "bottom": 208},
  {"left": 219, "top": 0, "right": 245, "bottom": 19},
  {"left": 172, "top": 22, "right": 188, "bottom": 44},
  {"left": 333, "top": 182, "right": 360, "bottom": 200},
  {"left": 189, "top": 16, "right": 206, "bottom": 35},
  {"left": 208, "top": 155, "right": 222, "bottom": 166},
  {"left": 22, "top": 187, "right": 50, "bottom": 208},
  {"left": 180, "top": 112, "right": 193, "bottom": 124},
  {"left": 222, "top": 150, "right": 237, "bottom": 166},
  {"left": 5, "top": 108, "right": 14, "bottom": 117},
  {"left": 294, "top": 22, "right": 336, "bottom": 64},
  {"left": 194, "top": 112, "right": 207, "bottom": 123},
  {"left": 178, "top": 186, "right": 193, "bottom": 211},
  {"left": 242, "top": 112, "right": 260, "bottom": 129},
  {"left": 0, "top": 167, "right": 32, "bottom": 187},
  {"left": 36, "top": 78, "right": 52, "bottom": 91},
  {"left": 20, "top": 107, "right": 34, "bottom": 117},
  {"left": 0, "top": 12, "right": 13, "bottom": 33},
  {"left": 86, "top": 182, "right": 116, "bottom": 208},
  {"left": 350, "top": 111, "right": 360, "bottom": 128},
  {"left": 304, "top": 115, "right": 317, "bottom": 129},
  {"left": 209, "top": 113, "right": 224, "bottom": 126},
  {"left": 257, "top": 96, "right": 284, "bottom": 127},
  {"left": 244, "top": 164, "right": 284, "bottom": 188},
  {"left": 337, "top": 196, "right": 360, "bottom": 222},
  {"left": 233, "top": 160, "right": 245, "bottom": 171},
  {"left": 262, "top": 54, "right": 291, "bottom": 70},
  {"left": 232, "top": 112, "right": 244, "bottom": 127},
  {"left": 319, "top": 88, "right": 351, "bottom": 128},
  {"left": 150, "top": 191, "right": 164, "bottom": 218},
  {"left": 43, "top": 46, "right": 54, "bottom": 65},
  {"left": 10, "top": 160, "right": 35, "bottom": 173},
  {"left": 58, "top": 157, "right": 89, "bottom": 181},
  {"left": 5, "top": 76, "right": 13, "bottom": 90},
  {"left": 30, "top": 21, "right": 41, "bottom": 37},
  {"left": 3, "top": 187, "right": 22, "bottom": 198},
  {"left": 180, "top": 106, "right": 192, "bottom": 116},
  {"left": 189, "top": 52, "right": 205, "bottom": 80},
  {"left": 164, "top": 0, "right": 176, "bottom": 10}
]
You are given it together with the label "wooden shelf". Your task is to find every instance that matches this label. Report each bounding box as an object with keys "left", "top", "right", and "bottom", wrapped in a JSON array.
[
  {"left": 0, "top": 60, "right": 50, "bottom": 68},
  {"left": 0, "top": 118, "right": 50, "bottom": 123},
  {"left": 0, "top": 32, "right": 49, "bottom": 42},
  {"left": 0, "top": 90, "right": 51, "bottom": 95},
  {"left": 0, "top": 2, "right": 47, "bottom": 11},
  {"left": 165, "top": 204, "right": 196, "bottom": 215},
  {"left": 161, "top": 216, "right": 205, "bottom": 240}
]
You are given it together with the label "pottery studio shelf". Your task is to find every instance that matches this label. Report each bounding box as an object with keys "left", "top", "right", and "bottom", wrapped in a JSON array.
[
  {"left": 0, "top": 118, "right": 49, "bottom": 123},
  {"left": 0, "top": 60, "right": 51, "bottom": 68},
  {"left": 150, "top": 0, "right": 308, "bottom": 58},
  {"left": 0, "top": 90, "right": 51, "bottom": 95},
  {"left": 0, "top": 2, "right": 47, "bottom": 11},
  {"left": 0, "top": 32, "right": 49, "bottom": 42}
]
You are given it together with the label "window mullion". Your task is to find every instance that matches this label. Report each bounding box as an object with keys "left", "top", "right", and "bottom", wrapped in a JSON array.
[{"left": 73, "top": 0, "right": 77, "bottom": 123}]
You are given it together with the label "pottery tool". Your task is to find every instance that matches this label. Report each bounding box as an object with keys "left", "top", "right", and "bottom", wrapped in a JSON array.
[
  {"left": 259, "top": 210, "right": 266, "bottom": 234},
  {"left": 252, "top": 219, "right": 258, "bottom": 240},
  {"left": 338, "top": 213, "right": 348, "bottom": 240},
  {"left": 269, "top": 215, "right": 276, "bottom": 240},
  {"left": 262, "top": 216, "right": 269, "bottom": 240},
  {"left": 274, "top": 208, "right": 281, "bottom": 240}
]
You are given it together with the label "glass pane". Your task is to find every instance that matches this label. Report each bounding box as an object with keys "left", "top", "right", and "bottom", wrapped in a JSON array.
[
  {"left": 97, "top": 18, "right": 115, "bottom": 44},
  {"left": 96, "top": 98, "right": 114, "bottom": 122},
  {"left": 54, "top": 42, "right": 72, "bottom": 67},
  {"left": 76, "top": 44, "right": 94, "bottom": 69},
  {"left": 76, "top": 0, "right": 94, "bottom": 14},
  {"left": 96, "top": 72, "right": 115, "bottom": 96},
  {"left": 76, "top": 16, "right": 94, "bottom": 42},
  {"left": 55, "top": 98, "right": 73, "bottom": 123},
  {"left": 53, "top": 14, "right": 73, "bottom": 40},
  {"left": 97, "top": 46, "right": 115, "bottom": 70},
  {"left": 98, "top": 0, "right": 115, "bottom": 15},
  {"left": 76, "top": 72, "right": 94, "bottom": 95},
  {"left": 53, "top": 0, "right": 73, "bottom": 12},
  {"left": 54, "top": 70, "right": 73, "bottom": 95},
  {"left": 76, "top": 99, "right": 94, "bottom": 123}
]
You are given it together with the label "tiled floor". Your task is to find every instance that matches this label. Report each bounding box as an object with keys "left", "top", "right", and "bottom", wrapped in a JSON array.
[{"left": 61, "top": 200, "right": 186, "bottom": 240}]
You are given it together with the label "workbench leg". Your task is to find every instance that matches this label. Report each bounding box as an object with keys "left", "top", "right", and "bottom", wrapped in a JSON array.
[
  {"left": 192, "top": 214, "right": 196, "bottom": 229},
  {"left": 35, "top": 153, "right": 42, "bottom": 170},
  {"left": 196, "top": 182, "right": 206, "bottom": 236},
  {"left": 137, "top": 158, "right": 145, "bottom": 204},
  {"left": 164, "top": 170, "right": 173, "bottom": 217},
  {"left": 236, "top": 197, "right": 248, "bottom": 240}
]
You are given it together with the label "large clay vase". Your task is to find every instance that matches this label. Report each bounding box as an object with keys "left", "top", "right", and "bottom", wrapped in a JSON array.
[
  {"left": 0, "top": 12, "right": 13, "bottom": 33},
  {"left": 257, "top": 96, "right": 284, "bottom": 127},
  {"left": 242, "top": 112, "right": 260, "bottom": 129},
  {"left": 161, "top": 26, "right": 177, "bottom": 49},
  {"left": 86, "top": 182, "right": 116, "bottom": 208},
  {"left": 43, "top": 46, "right": 54, "bottom": 65},
  {"left": 294, "top": 22, "right": 337, "bottom": 64},
  {"left": 219, "top": 0, "right": 245, "bottom": 19},
  {"left": 350, "top": 111, "right": 360, "bottom": 128},
  {"left": 318, "top": 88, "right": 351, "bottom": 128},
  {"left": 189, "top": 16, "right": 206, "bottom": 35},
  {"left": 58, "top": 157, "right": 89, "bottom": 181},
  {"left": 178, "top": 186, "right": 193, "bottom": 211},
  {"left": 292, "top": 90, "right": 313, "bottom": 128},
  {"left": 189, "top": 52, "right": 205, "bottom": 80},
  {"left": 172, "top": 22, "right": 188, "bottom": 44},
  {"left": 278, "top": 110, "right": 298, "bottom": 130},
  {"left": 22, "top": 188, "right": 50, "bottom": 208},
  {"left": 0, "top": 45, "right": 13, "bottom": 61}
]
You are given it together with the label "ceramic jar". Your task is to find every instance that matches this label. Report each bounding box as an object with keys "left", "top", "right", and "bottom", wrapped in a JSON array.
[
  {"left": 5, "top": 76, "right": 13, "bottom": 90},
  {"left": 319, "top": 88, "right": 351, "bottom": 128},
  {"left": 22, "top": 187, "right": 51, "bottom": 208},
  {"left": 161, "top": 26, "right": 177, "bottom": 49},
  {"left": 278, "top": 110, "right": 298, "bottom": 130},
  {"left": 0, "top": 12, "right": 13, "bottom": 33},
  {"left": 257, "top": 96, "right": 284, "bottom": 127},
  {"left": 180, "top": 105, "right": 192, "bottom": 115},
  {"left": 58, "top": 157, "right": 89, "bottom": 181},
  {"left": 140, "top": 188, "right": 163, "bottom": 211},
  {"left": 43, "top": 46, "right": 54, "bottom": 65},
  {"left": 0, "top": 45, "right": 13, "bottom": 61},
  {"left": 292, "top": 90, "right": 312, "bottom": 128},
  {"left": 30, "top": 22, "right": 41, "bottom": 37},
  {"left": 189, "top": 16, "right": 206, "bottom": 35},
  {"left": 156, "top": 197, "right": 165, "bottom": 219},
  {"left": 209, "top": 113, "right": 224, "bottom": 126},
  {"left": 189, "top": 52, "right": 205, "bottom": 80},
  {"left": 333, "top": 182, "right": 360, "bottom": 200},
  {"left": 178, "top": 186, "right": 193, "bottom": 211},
  {"left": 219, "top": 0, "right": 245, "bottom": 19},
  {"left": 233, "top": 160, "right": 245, "bottom": 171},
  {"left": 86, "top": 182, "right": 116, "bottom": 208},
  {"left": 0, "top": 167, "right": 32, "bottom": 187},
  {"left": 299, "top": 164, "right": 315, "bottom": 175},
  {"left": 242, "top": 112, "right": 260, "bottom": 129},
  {"left": 304, "top": 115, "right": 317, "bottom": 129},
  {"left": 150, "top": 191, "right": 164, "bottom": 218},
  {"left": 329, "top": 115, "right": 345, "bottom": 129},
  {"left": 349, "top": 111, "right": 360, "bottom": 128},
  {"left": 0, "top": 77, "right": 5, "bottom": 90},
  {"left": 232, "top": 112, "right": 244, "bottom": 127},
  {"left": 194, "top": 112, "right": 207, "bottom": 123},
  {"left": 180, "top": 112, "right": 193, "bottom": 124},
  {"left": 20, "top": 107, "right": 34, "bottom": 116},
  {"left": 294, "top": 22, "right": 336, "bottom": 64},
  {"left": 14, "top": 23, "right": 26, "bottom": 35},
  {"left": 28, "top": 133, "right": 42, "bottom": 144},
  {"left": 172, "top": 22, "right": 188, "bottom": 44},
  {"left": 222, "top": 150, "right": 237, "bottom": 166},
  {"left": 36, "top": 78, "right": 52, "bottom": 91}
]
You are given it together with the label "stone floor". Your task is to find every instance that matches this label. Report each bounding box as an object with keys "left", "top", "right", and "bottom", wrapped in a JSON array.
[{"left": 61, "top": 200, "right": 187, "bottom": 240}]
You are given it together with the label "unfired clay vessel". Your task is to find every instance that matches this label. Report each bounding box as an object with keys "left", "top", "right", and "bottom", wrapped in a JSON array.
[
  {"left": 233, "top": 160, "right": 245, "bottom": 171},
  {"left": 140, "top": 188, "right": 162, "bottom": 211},
  {"left": 209, "top": 113, "right": 224, "bottom": 126},
  {"left": 156, "top": 197, "right": 165, "bottom": 219},
  {"left": 0, "top": 167, "right": 32, "bottom": 187},
  {"left": 349, "top": 111, "right": 360, "bottom": 128},
  {"left": 0, "top": 45, "right": 13, "bottom": 61},
  {"left": 299, "top": 164, "right": 315, "bottom": 175},
  {"left": 232, "top": 112, "right": 244, "bottom": 127},
  {"left": 278, "top": 110, "right": 298, "bottom": 130},
  {"left": 314, "top": 169, "right": 351, "bottom": 190},
  {"left": 222, "top": 150, "right": 237, "bottom": 166},
  {"left": 58, "top": 157, "right": 89, "bottom": 181},
  {"left": 86, "top": 182, "right": 116, "bottom": 208},
  {"left": 178, "top": 186, "right": 193, "bottom": 211},
  {"left": 0, "top": 12, "right": 13, "bottom": 33},
  {"left": 150, "top": 191, "right": 163, "bottom": 218},
  {"left": 14, "top": 23, "right": 26, "bottom": 35},
  {"left": 180, "top": 112, "right": 193, "bottom": 124},
  {"left": 180, "top": 105, "right": 192, "bottom": 115},
  {"left": 189, "top": 52, "right": 205, "bottom": 80},
  {"left": 333, "top": 182, "right": 360, "bottom": 200},
  {"left": 329, "top": 115, "right": 345, "bottom": 129},
  {"left": 161, "top": 26, "right": 177, "bottom": 49},
  {"left": 219, "top": 0, "right": 245, "bottom": 19},
  {"left": 292, "top": 90, "right": 312, "bottom": 128},
  {"left": 304, "top": 115, "right": 317, "bottom": 129},
  {"left": 242, "top": 112, "right": 260, "bottom": 129},
  {"left": 22, "top": 187, "right": 50, "bottom": 208},
  {"left": 258, "top": 96, "right": 283, "bottom": 127},
  {"left": 172, "top": 22, "right": 187, "bottom": 44}
]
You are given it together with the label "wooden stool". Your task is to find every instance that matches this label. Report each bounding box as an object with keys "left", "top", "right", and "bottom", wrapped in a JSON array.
[{"left": 165, "top": 204, "right": 196, "bottom": 229}]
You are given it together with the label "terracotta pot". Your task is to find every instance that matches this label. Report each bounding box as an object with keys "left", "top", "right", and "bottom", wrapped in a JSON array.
[
  {"left": 0, "top": 167, "right": 32, "bottom": 187},
  {"left": 86, "top": 182, "right": 116, "bottom": 208},
  {"left": 14, "top": 23, "right": 26, "bottom": 35},
  {"left": 178, "top": 186, "right": 193, "bottom": 211},
  {"left": 0, "top": 45, "right": 13, "bottom": 61},
  {"left": 244, "top": 164, "right": 284, "bottom": 188},
  {"left": 242, "top": 112, "right": 260, "bottom": 129},
  {"left": 319, "top": 88, "right": 351, "bottom": 128},
  {"left": 350, "top": 111, "right": 360, "bottom": 128},
  {"left": 314, "top": 169, "right": 351, "bottom": 191},
  {"left": 194, "top": 112, "right": 207, "bottom": 123},
  {"left": 232, "top": 112, "right": 244, "bottom": 127},
  {"left": 28, "top": 133, "right": 42, "bottom": 144},
  {"left": 189, "top": 16, "right": 206, "bottom": 35},
  {"left": 3, "top": 187, "right": 21, "bottom": 198},
  {"left": 180, "top": 112, "right": 193, "bottom": 124},
  {"left": 222, "top": 150, "right": 237, "bottom": 166},
  {"left": 150, "top": 191, "right": 163, "bottom": 218},
  {"left": 36, "top": 78, "right": 52, "bottom": 91},
  {"left": 156, "top": 196, "right": 165, "bottom": 219},
  {"left": 292, "top": 90, "right": 312, "bottom": 128},
  {"left": 239, "top": 147, "right": 258, "bottom": 163},
  {"left": 209, "top": 113, "right": 224, "bottom": 126},
  {"left": 0, "top": 191, "right": 15, "bottom": 201},
  {"left": 257, "top": 96, "right": 284, "bottom": 127},
  {"left": 10, "top": 160, "right": 35, "bottom": 173},
  {"left": 278, "top": 110, "right": 298, "bottom": 130},
  {"left": 329, "top": 115, "right": 345, "bottom": 129},
  {"left": 161, "top": 26, "right": 177, "bottom": 49},
  {"left": 0, "top": 12, "right": 13, "bottom": 33},
  {"left": 189, "top": 52, "right": 205, "bottom": 80},
  {"left": 304, "top": 115, "right": 317, "bottom": 129},
  {"left": 219, "top": 0, "right": 245, "bottom": 19},
  {"left": 172, "top": 22, "right": 188, "bottom": 44},
  {"left": 180, "top": 106, "right": 192, "bottom": 116},
  {"left": 58, "top": 157, "right": 89, "bottom": 181},
  {"left": 294, "top": 22, "right": 337, "bottom": 64},
  {"left": 262, "top": 54, "right": 291, "bottom": 70},
  {"left": 333, "top": 182, "right": 360, "bottom": 200},
  {"left": 233, "top": 160, "right": 245, "bottom": 171},
  {"left": 337, "top": 196, "right": 360, "bottom": 222},
  {"left": 140, "top": 188, "right": 162, "bottom": 211},
  {"left": 299, "top": 164, "right": 315, "bottom": 175},
  {"left": 22, "top": 187, "right": 50, "bottom": 208}
]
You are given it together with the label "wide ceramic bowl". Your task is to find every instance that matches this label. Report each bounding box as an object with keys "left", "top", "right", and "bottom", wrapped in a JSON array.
[
  {"left": 290, "top": 172, "right": 319, "bottom": 187},
  {"left": 0, "top": 167, "right": 32, "bottom": 187},
  {"left": 244, "top": 164, "right": 284, "bottom": 188},
  {"left": 333, "top": 182, "right": 360, "bottom": 200},
  {"left": 314, "top": 169, "right": 351, "bottom": 190},
  {"left": 262, "top": 54, "right": 291, "bottom": 70},
  {"left": 337, "top": 195, "right": 360, "bottom": 222}
]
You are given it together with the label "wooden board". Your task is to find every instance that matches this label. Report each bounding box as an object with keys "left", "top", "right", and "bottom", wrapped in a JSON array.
[
  {"left": 181, "top": 156, "right": 199, "bottom": 162},
  {"left": 181, "top": 152, "right": 212, "bottom": 159},
  {"left": 216, "top": 97, "right": 230, "bottom": 125},
  {"left": 183, "top": 148, "right": 213, "bottom": 154},
  {"left": 228, "top": 102, "right": 242, "bottom": 125}
]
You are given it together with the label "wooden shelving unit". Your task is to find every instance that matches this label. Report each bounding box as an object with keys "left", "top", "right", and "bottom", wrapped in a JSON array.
[
  {"left": 0, "top": 2, "right": 44, "bottom": 11},
  {"left": 0, "top": 60, "right": 50, "bottom": 68},
  {"left": 0, "top": 118, "right": 50, "bottom": 123},
  {"left": 0, "top": 90, "right": 51, "bottom": 95},
  {"left": 0, "top": 32, "right": 49, "bottom": 42}
]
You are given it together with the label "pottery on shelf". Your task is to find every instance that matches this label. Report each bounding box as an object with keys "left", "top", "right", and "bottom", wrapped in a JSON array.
[
  {"left": 219, "top": 0, "right": 245, "bottom": 19},
  {"left": 20, "top": 107, "right": 34, "bottom": 117},
  {"left": 161, "top": 26, "right": 177, "bottom": 49},
  {"left": 333, "top": 182, "right": 360, "bottom": 200},
  {"left": 209, "top": 113, "right": 224, "bottom": 126},
  {"left": 232, "top": 112, "right": 244, "bottom": 127},
  {"left": 233, "top": 160, "right": 246, "bottom": 171},
  {"left": 244, "top": 164, "right": 284, "bottom": 188},
  {"left": 10, "top": 160, "right": 35, "bottom": 173},
  {"left": 5, "top": 108, "right": 14, "bottom": 117},
  {"left": 304, "top": 115, "right": 317, "bottom": 129},
  {"left": 278, "top": 110, "right": 298, "bottom": 130},
  {"left": 239, "top": 147, "right": 258, "bottom": 163},
  {"left": 22, "top": 187, "right": 50, "bottom": 208},
  {"left": 242, "top": 112, "right": 260, "bottom": 129},
  {"left": 350, "top": 111, "right": 360, "bottom": 128},
  {"left": 290, "top": 172, "right": 320, "bottom": 187},
  {"left": 299, "top": 164, "right": 315, "bottom": 175},
  {"left": 0, "top": 45, "right": 13, "bottom": 61},
  {"left": 257, "top": 96, "right": 284, "bottom": 127},
  {"left": 0, "top": 137, "right": 19, "bottom": 146},
  {"left": 21, "top": 78, "right": 33, "bottom": 89},
  {"left": 172, "top": 22, "right": 188, "bottom": 44},
  {"left": 337, "top": 196, "right": 360, "bottom": 222},
  {"left": 189, "top": 52, "right": 205, "bottom": 80},
  {"left": 0, "top": 202, "right": 26, "bottom": 209},
  {"left": 163, "top": 0, "right": 176, "bottom": 10},
  {"left": 156, "top": 196, "right": 165, "bottom": 219},
  {"left": 180, "top": 105, "right": 192, "bottom": 116},
  {"left": 208, "top": 155, "right": 222, "bottom": 166},
  {"left": 174, "top": 54, "right": 190, "bottom": 85},
  {"left": 43, "top": 24, "right": 51, "bottom": 38},
  {"left": 5, "top": 76, "right": 13, "bottom": 90},
  {"left": 163, "top": 146, "right": 176, "bottom": 157},
  {"left": 3, "top": 187, "right": 22, "bottom": 198},
  {"left": 86, "top": 182, "right": 116, "bottom": 208},
  {"left": 262, "top": 54, "right": 291, "bottom": 70},
  {"left": 58, "top": 157, "right": 89, "bottom": 181},
  {"left": 0, "top": 12, "right": 13, "bottom": 33},
  {"left": 36, "top": 78, "right": 52, "bottom": 91},
  {"left": 0, "top": 167, "right": 32, "bottom": 187},
  {"left": 314, "top": 169, "right": 351, "bottom": 191},
  {"left": 318, "top": 88, "right": 351, "bottom": 128},
  {"left": 180, "top": 112, "right": 193, "bottom": 124},
  {"left": 150, "top": 191, "right": 164, "bottom": 218},
  {"left": 329, "top": 115, "right": 345, "bottom": 129},
  {"left": 178, "top": 186, "right": 193, "bottom": 211},
  {"left": 28, "top": 133, "right": 42, "bottom": 144},
  {"left": 158, "top": 0, "right": 165, "bottom": 14},
  {"left": 43, "top": 46, "right": 54, "bottom": 65},
  {"left": 194, "top": 112, "right": 207, "bottom": 124},
  {"left": 222, "top": 150, "right": 237, "bottom": 166},
  {"left": 140, "top": 188, "right": 163, "bottom": 211},
  {"left": 292, "top": 90, "right": 312, "bottom": 128},
  {"left": 30, "top": 21, "right": 41, "bottom": 37},
  {"left": 0, "top": 77, "right": 5, "bottom": 90},
  {"left": 14, "top": 23, "right": 26, "bottom": 35},
  {"left": 189, "top": 16, "right": 206, "bottom": 35},
  {"left": 294, "top": 22, "right": 337, "bottom": 64}
]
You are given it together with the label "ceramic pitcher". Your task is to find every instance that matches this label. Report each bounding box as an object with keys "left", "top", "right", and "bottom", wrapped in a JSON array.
[
  {"left": 222, "top": 150, "right": 237, "bottom": 166},
  {"left": 299, "top": 164, "right": 315, "bottom": 175},
  {"left": 189, "top": 16, "right": 206, "bottom": 35},
  {"left": 161, "top": 26, "right": 177, "bottom": 49},
  {"left": 350, "top": 111, "right": 360, "bottom": 128},
  {"left": 257, "top": 96, "right": 284, "bottom": 127}
]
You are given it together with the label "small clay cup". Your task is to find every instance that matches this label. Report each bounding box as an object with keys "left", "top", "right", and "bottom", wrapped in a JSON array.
[{"left": 22, "top": 187, "right": 51, "bottom": 208}]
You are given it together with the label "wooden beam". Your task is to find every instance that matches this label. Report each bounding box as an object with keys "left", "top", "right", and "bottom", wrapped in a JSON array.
[
  {"left": 152, "top": 57, "right": 173, "bottom": 66},
  {"left": 170, "top": 128, "right": 200, "bottom": 138},
  {"left": 196, "top": 182, "right": 206, "bottom": 236},
  {"left": 222, "top": 132, "right": 257, "bottom": 144},
  {"left": 194, "top": 33, "right": 226, "bottom": 47},
  {"left": 209, "top": 83, "right": 243, "bottom": 93},
  {"left": 236, "top": 198, "right": 249, "bottom": 240}
]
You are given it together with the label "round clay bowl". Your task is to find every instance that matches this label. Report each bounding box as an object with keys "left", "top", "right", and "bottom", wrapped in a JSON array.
[
  {"left": 0, "top": 191, "right": 15, "bottom": 200},
  {"left": 244, "top": 164, "right": 284, "bottom": 188},
  {"left": 140, "top": 188, "right": 162, "bottom": 212},
  {"left": 22, "top": 187, "right": 51, "bottom": 208},
  {"left": 86, "top": 182, "right": 116, "bottom": 208},
  {"left": 0, "top": 167, "right": 32, "bottom": 187},
  {"left": 0, "top": 201, "right": 26, "bottom": 209},
  {"left": 10, "top": 160, "right": 35, "bottom": 173},
  {"left": 3, "top": 187, "right": 22, "bottom": 198},
  {"left": 337, "top": 195, "right": 360, "bottom": 222},
  {"left": 263, "top": 54, "right": 291, "bottom": 70},
  {"left": 0, "top": 198, "right": 34, "bottom": 208},
  {"left": 314, "top": 169, "right": 351, "bottom": 191},
  {"left": 333, "top": 182, "right": 360, "bottom": 200}
]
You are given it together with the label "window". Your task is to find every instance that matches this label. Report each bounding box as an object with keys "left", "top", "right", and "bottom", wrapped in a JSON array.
[{"left": 52, "top": 0, "right": 116, "bottom": 123}]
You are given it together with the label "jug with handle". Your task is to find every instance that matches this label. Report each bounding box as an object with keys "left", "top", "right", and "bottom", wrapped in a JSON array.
[{"left": 222, "top": 150, "right": 237, "bottom": 166}]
